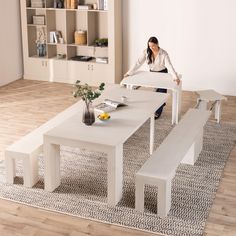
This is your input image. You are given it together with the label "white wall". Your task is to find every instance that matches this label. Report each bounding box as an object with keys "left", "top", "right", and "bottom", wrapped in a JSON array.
[
  {"left": 122, "top": 0, "right": 236, "bottom": 95},
  {"left": 0, "top": 1, "right": 23, "bottom": 86}
]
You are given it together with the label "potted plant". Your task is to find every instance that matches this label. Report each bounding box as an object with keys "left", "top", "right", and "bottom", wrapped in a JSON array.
[
  {"left": 94, "top": 38, "right": 108, "bottom": 47},
  {"left": 73, "top": 80, "right": 105, "bottom": 125}
]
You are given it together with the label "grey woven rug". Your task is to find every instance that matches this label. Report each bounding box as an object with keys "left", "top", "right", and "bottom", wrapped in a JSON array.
[{"left": 0, "top": 117, "right": 235, "bottom": 236}]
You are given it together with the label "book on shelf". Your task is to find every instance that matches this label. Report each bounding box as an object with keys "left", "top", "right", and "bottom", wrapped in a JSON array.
[
  {"left": 54, "top": 31, "right": 62, "bottom": 43},
  {"left": 77, "top": 4, "right": 93, "bottom": 10},
  {"left": 103, "top": 0, "right": 108, "bottom": 10},
  {"left": 49, "top": 31, "right": 62, "bottom": 44},
  {"left": 97, "top": 0, "right": 104, "bottom": 10},
  {"left": 49, "top": 32, "right": 54, "bottom": 43},
  {"left": 94, "top": 99, "right": 127, "bottom": 113}
]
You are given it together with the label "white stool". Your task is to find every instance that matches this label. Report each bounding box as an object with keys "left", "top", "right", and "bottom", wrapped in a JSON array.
[{"left": 196, "top": 90, "right": 227, "bottom": 123}]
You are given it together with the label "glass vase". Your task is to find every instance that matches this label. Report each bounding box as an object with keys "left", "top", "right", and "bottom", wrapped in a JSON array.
[{"left": 82, "top": 102, "right": 95, "bottom": 126}]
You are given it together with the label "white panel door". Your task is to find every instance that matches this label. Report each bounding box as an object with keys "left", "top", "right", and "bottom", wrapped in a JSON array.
[{"left": 24, "top": 58, "right": 49, "bottom": 81}]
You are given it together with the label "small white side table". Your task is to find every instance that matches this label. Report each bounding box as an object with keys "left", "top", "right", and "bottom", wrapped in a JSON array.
[
  {"left": 120, "top": 71, "right": 182, "bottom": 124},
  {"left": 196, "top": 90, "right": 227, "bottom": 123}
]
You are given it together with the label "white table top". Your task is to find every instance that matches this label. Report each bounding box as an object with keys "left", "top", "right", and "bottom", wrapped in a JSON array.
[
  {"left": 44, "top": 85, "right": 168, "bottom": 146},
  {"left": 120, "top": 71, "right": 180, "bottom": 90}
]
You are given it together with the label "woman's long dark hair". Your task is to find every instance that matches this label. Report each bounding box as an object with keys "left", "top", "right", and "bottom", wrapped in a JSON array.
[{"left": 147, "top": 37, "right": 159, "bottom": 64}]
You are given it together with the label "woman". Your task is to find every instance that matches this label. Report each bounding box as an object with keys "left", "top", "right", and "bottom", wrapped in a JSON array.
[{"left": 124, "top": 36, "right": 180, "bottom": 119}]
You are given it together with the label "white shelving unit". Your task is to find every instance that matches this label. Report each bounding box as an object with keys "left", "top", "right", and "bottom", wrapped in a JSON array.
[{"left": 20, "top": 0, "right": 122, "bottom": 85}]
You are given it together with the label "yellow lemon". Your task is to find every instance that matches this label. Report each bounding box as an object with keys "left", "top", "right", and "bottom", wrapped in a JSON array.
[{"left": 99, "top": 113, "right": 110, "bottom": 120}]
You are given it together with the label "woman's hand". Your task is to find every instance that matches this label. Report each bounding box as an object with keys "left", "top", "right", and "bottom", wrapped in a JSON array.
[{"left": 174, "top": 78, "right": 181, "bottom": 85}]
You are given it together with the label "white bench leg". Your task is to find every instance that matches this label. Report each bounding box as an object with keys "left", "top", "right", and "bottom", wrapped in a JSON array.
[
  {"left": 135, "top": 177, "right": 172, "bottom": 218},
  {"left": 135, "top": 176, "right": 145, "bottom": 212},
  {"left": 195, "top": 128, "right": 203, "bottom": 159},
  {"left": 181, "top": 142, "right": 195, "bottom": 165},
  {"left": 215, "top": 100, "right": 221, "bottom": 123},
  {"left": 158, "top": 179, "right": 171, "bottom": 218},
  {"left": 199, "top": 100, "right": 208, "bottom": 110},
  {"left": 5, "top": 155, "right": 16, "bottom": 184},
  {"left": 23, "top": 154, "right": 39, "bottom": 187},
  {"left": 181, "top": 128, "right": 204, "bottom": 165}
]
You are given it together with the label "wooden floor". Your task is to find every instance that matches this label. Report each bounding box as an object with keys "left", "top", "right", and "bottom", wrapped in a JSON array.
[{"left": 0, "top": 79, "right": 235, "bottom": 236}]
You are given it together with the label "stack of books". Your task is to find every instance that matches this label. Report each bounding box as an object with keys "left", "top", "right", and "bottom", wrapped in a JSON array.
[{"left": 96, "top": 57, "right": 108, "bottom": 64}]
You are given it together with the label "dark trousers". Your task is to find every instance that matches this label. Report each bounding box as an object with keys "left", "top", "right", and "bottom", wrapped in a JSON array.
[{"left": 150, "top": 68, "right": 168, "bottom": 115}]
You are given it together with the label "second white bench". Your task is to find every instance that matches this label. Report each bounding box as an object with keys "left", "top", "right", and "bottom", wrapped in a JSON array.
[
  {"left": 135, "top": 108, "right": 211, "bottom": 218},
  {"left": 196, "top": 89, "right": 227, "bottom": 123},
  {"left": 5, "top": 102, "right": 81, "bottom": 187}
]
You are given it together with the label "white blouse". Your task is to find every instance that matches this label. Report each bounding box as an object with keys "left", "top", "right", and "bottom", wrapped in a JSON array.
[{"left": 127, "top": 48, "right": 178, "bottom": 79}]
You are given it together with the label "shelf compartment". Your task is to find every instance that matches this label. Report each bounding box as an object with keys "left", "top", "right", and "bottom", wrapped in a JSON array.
[
  {"left": 66, "top": 45, "right": 94, "bottom": 59},
  {"left": 47, "top": 44, "right": 67, "bottom": 59},
  {"left": 46, "top": 9, "right": 67, "bottom": 44},
  {"left": 87, "top": 11, "right": 108, "bottom": 46},
  {"left": 27, "top": 26, "right": 47, "bottom": 57},
  {"left": 29, "top": 0, "right": 46, "bottom": 8},
  {"left": 66, "top": 10, "right": 88, "bottom": 45},
  {"left": 45, "top": 0, "right": 55, "bottom": 8},
  {"left": 27, "top": 8, "right": 46, "bottom": 24}
]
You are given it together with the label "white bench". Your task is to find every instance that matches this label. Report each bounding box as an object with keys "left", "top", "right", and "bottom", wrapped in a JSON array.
[
  {"left": 135, "top": 108, "right": 211, "bottom": 218},
  {"left": 196, "top": 89, "right": 227, "bottom": 123},
  {"left": 5, "top": 102, "right": 81, "bottom": 187}
]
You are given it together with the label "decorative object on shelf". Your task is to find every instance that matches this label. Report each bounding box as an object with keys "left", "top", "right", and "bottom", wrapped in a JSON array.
[
  {"left": 33, "top": 15, "right": 45, "bottom": 25},
  {"left": 57, "top": 53, "right": 66, "bottom": 59},
  {"left": 71, "top": 56, "right": 93, "bottom": 61},
  {"left": 94, "top": 38, "right": 108, "bottom": 47},
  {"left": 73, "top": 80, "right": 105, "bottom": 125},
  {"left": 54, "top": 0, "right": 64, "bottom": 8},
  {"left": 74, "top": 30, "right": 87, "bottom": 45},
  {"left": 36, "top": 42, "right": 46, "bottom": 57},
  {"left": 31, "top": 0, "right": 44, "bottom": 8},
  {"left": 36, "top": 28, "right": 46, "bottom": 57},
  {"left": 70, "top": 0, "right": 77, "bottom": 9},
  {"left": 93, "top": 3, "right": 98, "bottom": 10},
  {"left": 64, "top": 0, "right": 70, "bottom": 8}
]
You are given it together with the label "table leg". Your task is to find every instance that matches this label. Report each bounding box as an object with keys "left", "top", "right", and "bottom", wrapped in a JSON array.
[
  {"left": 172, "top": 87, "right": 182, "bottom": 125},
  {"left": 107, "top": 144, "right": 123, "bottom": 206},
  {"left": 126, "top": 84, "right": 133, "bottom": 90},
  {"left": 215, "top": 100, "right": 221, "bottom": 123},
  {"left": 172, "top": 91, "right": 177, "bottom": 125},
  {"left": 44, "top": 141, "right": 61, "bottom": 192},
  {"left": 150, "top": 114, "right": 155, "bottom": 155},
  {"left": 177, "top": 82, "right": 182, "bottom": 122}
]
